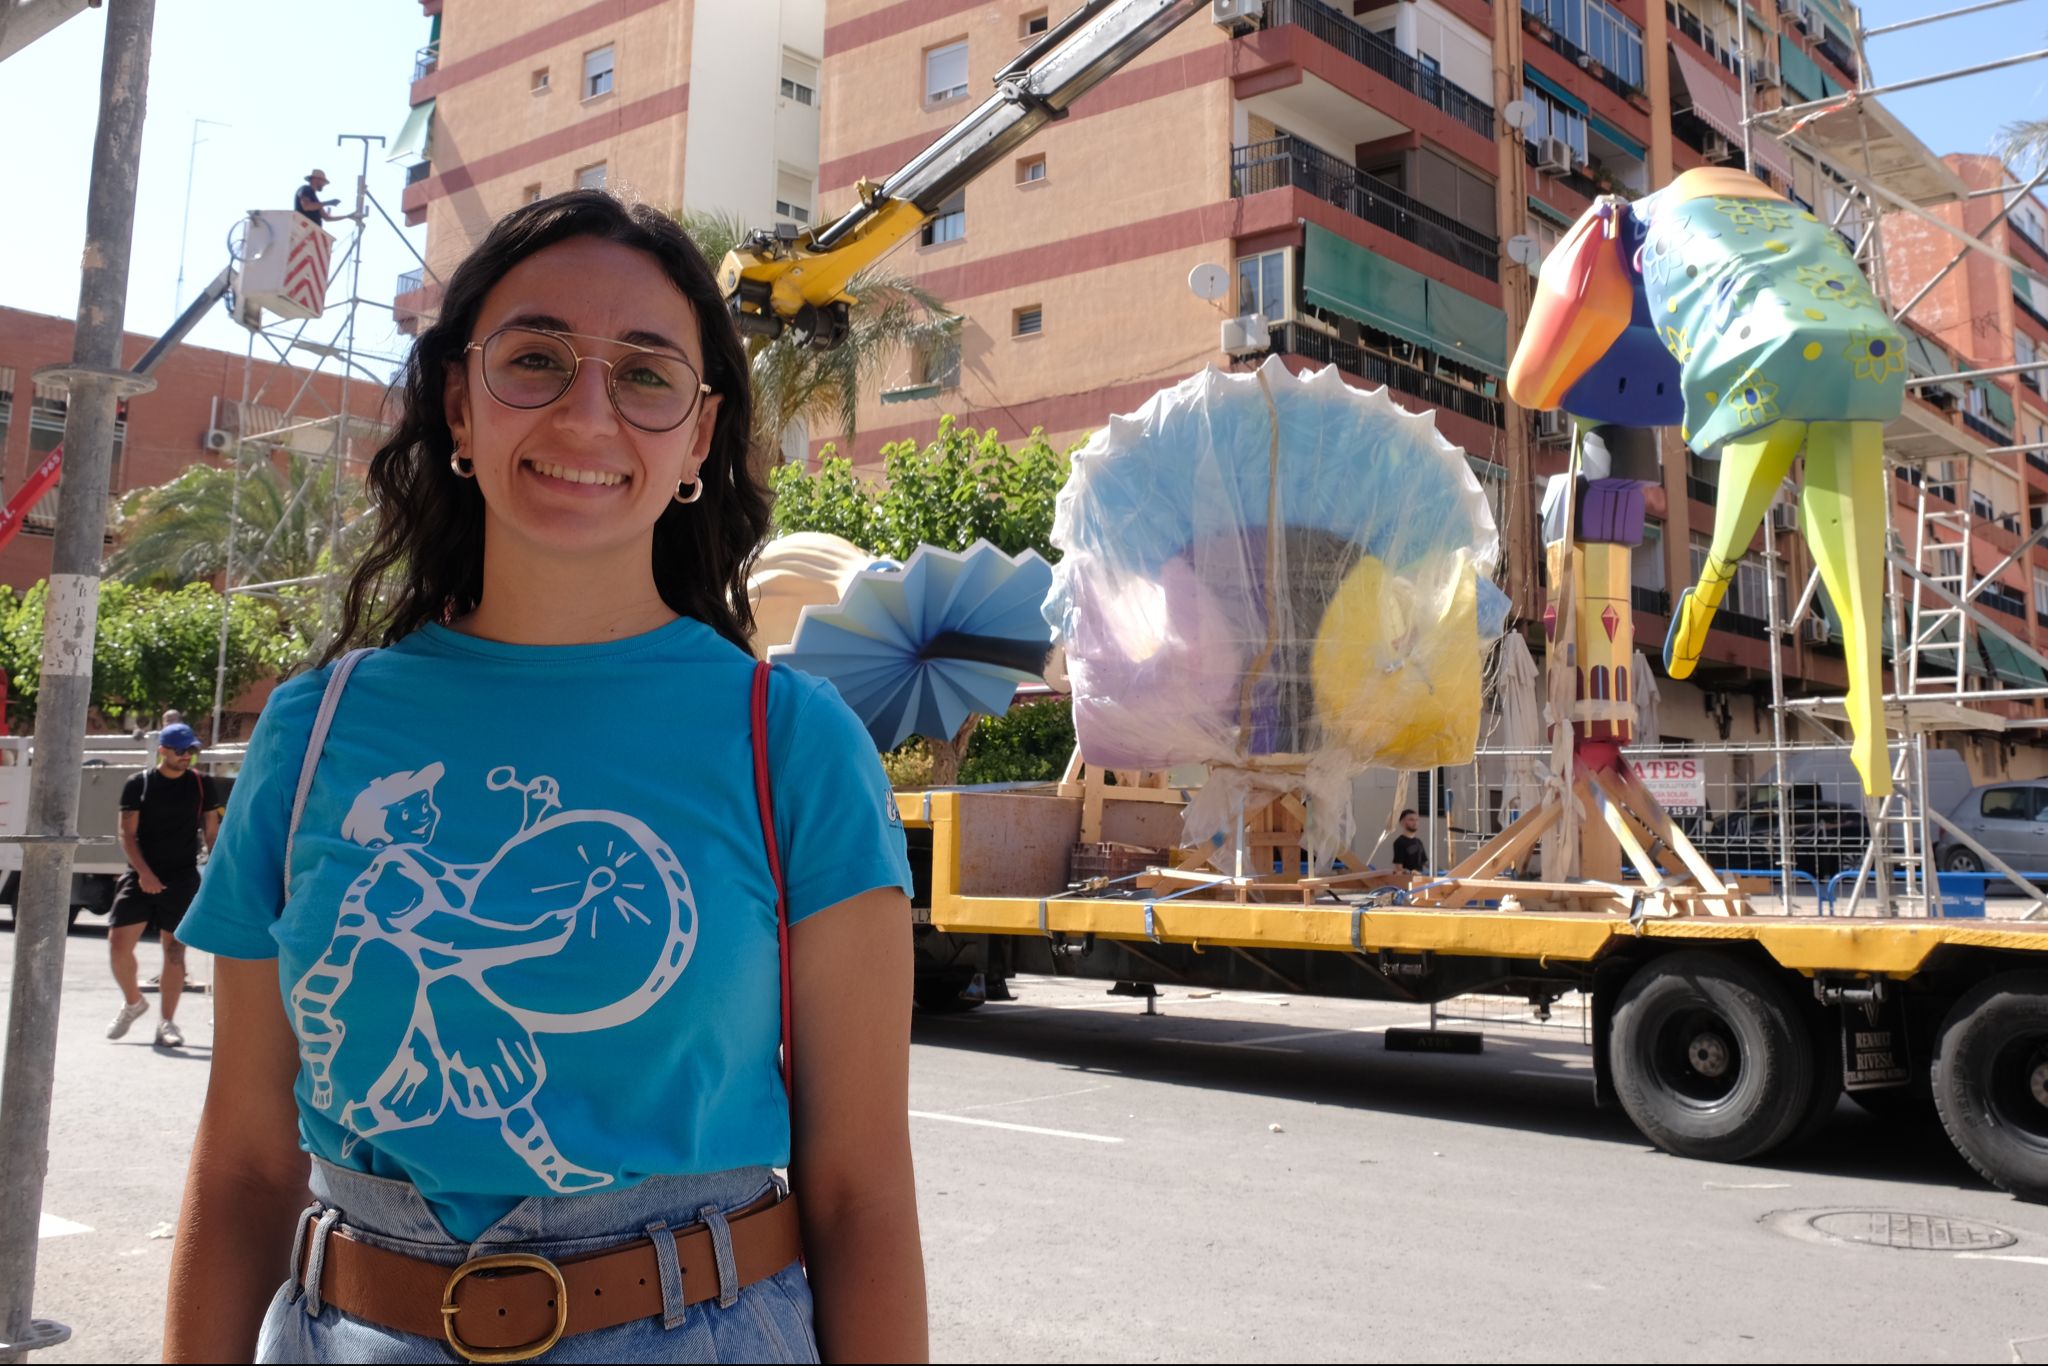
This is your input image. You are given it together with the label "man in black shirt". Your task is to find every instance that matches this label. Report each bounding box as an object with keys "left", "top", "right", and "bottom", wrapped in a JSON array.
[
  {"left": 1391, "top": 808, "right": 1429, "bottom": 877},
  {"left": 295, "top": 168, "right": 343, "bottom": 224},
  {"left": 106, "top": 724, "right": 224, "bottom": 1048}
]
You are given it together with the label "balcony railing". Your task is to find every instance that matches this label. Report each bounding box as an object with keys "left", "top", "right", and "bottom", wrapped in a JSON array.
[
  {"left": 1632, "top": 586, "right": 1670, "bottom": 616},
  {"left": 1231, "top": 138, "right": 1500, "bottom": 281},
  {"left": 396, "top": 268, "right": 424, "bottom": 298},
  {"left": 1963, "top": 412, "right": 2012, "bottom": 445},
  {"left": 1269, "top": 322, "right": 1503, "bottom": 428},
  {"left": 1719, "top": 610, "right": 1770, "bottom": 641},
  {"left": 1522, "top": 138, "right": 1604, "bottom": 204},
  {"left": 1258, "top": 0, "right": 1495, "bottom": 139},
  {"left": 2027, "top": 450, "right": 2048, "bottom": 475},
  {"left": 413, "top": 41, "right": 440, "bottom": 84},
  {"left": 406, "top": 160, "right": 432, "bottom": 186},
  {"left": 1686, "top": 476, "right": 1717, "bottom": 505}
]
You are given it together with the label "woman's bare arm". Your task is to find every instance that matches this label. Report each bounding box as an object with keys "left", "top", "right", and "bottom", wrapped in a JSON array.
[
  {"left": 789, "top": 887, "right": 929, "bottom": 1364},
  {"left": 162, "top": 956, "right": 311, "bottom": 1363}
]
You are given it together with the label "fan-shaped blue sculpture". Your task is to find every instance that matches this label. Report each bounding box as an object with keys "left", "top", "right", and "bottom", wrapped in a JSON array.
[{"left": 771, "top": 539, "right": 1055, "bottom": 750}]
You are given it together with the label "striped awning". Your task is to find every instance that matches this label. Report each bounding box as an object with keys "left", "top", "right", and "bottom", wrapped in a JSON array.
[{"left": 1669, "top": 46, "right": 1791, "bottom": 183}]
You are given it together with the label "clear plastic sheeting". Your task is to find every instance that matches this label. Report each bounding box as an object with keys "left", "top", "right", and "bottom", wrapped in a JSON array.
[{"left": 1045, "top": 357, "right": 1507, "bottom": 868}]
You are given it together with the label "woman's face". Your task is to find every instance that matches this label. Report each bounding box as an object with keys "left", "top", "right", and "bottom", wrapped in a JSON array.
[{"left": 444, "top": 236, "right": 724, "bottom": 560}]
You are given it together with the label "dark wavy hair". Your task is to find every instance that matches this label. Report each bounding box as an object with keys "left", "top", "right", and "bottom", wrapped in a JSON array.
[{"left": 322, "top": 191, "right": 768, "bottom": 662}]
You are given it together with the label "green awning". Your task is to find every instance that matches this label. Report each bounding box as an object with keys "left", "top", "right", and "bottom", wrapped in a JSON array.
[
  {"left": 1779, "top": 35, "right": 1824, "bottom": 101},
  {"left": 1820, "top": 71, "right": 1846, "bottom": 99},
  {"left": 1302, "top": 225, "right": 1507, "bottom": 377},
  {"left": 389, "top": 98, "right": 435, "bottom": 163},
  {"left": 1528, "top": 195, "right": 1575, "bottom": 228},
  {"left": 429, "top": 12, "right": 440, "bottom": 41},
  {"left": 1979, "top": 379, "right": 2016, "bottom": 428},
  {"left": 1589, "top": 116, "right": 1646, "bottom": 161},
  {"left": 1980, "top": 631, "right": 2048, "bottom": 686},
  {"left": 1523, "top": 65, "right": 1587, "bottom": 113}
]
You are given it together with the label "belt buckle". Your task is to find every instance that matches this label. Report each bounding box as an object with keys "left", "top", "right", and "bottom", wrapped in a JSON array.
[{"left": 441, "top": 1253, "right": 568, "bottom": 1364}]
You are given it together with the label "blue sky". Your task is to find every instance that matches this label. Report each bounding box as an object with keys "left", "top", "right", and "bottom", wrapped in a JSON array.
[{"left": 0, "top": 0, "right": 2039, "bottom": 370}]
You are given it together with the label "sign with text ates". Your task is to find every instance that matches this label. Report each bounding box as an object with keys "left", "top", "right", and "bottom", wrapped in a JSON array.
[{"left": 1635, "top": 757, "right": 1706, "bottom": 812}]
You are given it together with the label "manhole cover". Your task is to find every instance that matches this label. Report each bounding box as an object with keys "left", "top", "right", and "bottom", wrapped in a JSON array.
[{"left": 1803, "top": 1209, "right": 2017, "bottom": 1251}]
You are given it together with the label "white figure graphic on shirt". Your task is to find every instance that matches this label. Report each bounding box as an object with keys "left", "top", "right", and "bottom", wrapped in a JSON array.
[{"left": 289, "top": 763, "right": 697, "bottom": 1192}]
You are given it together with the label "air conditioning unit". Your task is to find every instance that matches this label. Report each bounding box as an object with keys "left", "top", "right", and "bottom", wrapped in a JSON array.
[
  {"left": 1534, "top": 408, "right": 1571, "bottom": 440},
  {"left": 1749, "top": 58, "right": 1779, "bottom": 88},
  {"left": 1575, "top": 53, "right": 1595, "bottom": 69},
  {"left": 1700, "top": 132, "right": 1734, "bottom": 164},
  {"left": 203, "top": 428, "right": 234, "bottom": 453},
  {"left": 1221, "top": 313, "right": 1272, "bottom": 355},
  {"left": 1536, "top": 135, "right": 1574, "bottom": 176},
  {"left": 1774, "top": 0, "right": 1798, "bottom": 13},
  {"left": 1210, "top": 0, "right": 1265, "bottom": 33},
  {"left": 1771, "top": 501, "right": 1798, "bottom": 531},
  {"left": 1804, "top": 617, "right": 1832, "bottom": 644}
]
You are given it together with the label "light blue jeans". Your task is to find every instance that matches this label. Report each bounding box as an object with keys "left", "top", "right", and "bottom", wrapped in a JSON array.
[{"left": 256, "top": 1160, "right": 818, "bottom": 1364}]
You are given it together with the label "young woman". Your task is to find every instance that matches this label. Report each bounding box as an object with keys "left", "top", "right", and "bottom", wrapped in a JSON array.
[{"left": 164, "top": 191, "right": 928, "bottom": 1364}]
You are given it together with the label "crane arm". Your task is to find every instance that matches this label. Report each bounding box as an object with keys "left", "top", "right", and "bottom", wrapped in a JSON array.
[{"left": 717, "top": 0, "right": 1211, "bottom": 349}]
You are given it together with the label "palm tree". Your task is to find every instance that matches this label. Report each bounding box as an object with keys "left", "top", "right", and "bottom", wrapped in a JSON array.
[
  {"left": 2000, "top": 118, "right": 2048, "bottom": 176},
  {"left": 676, "top": 210, "right": 961, "bottom": 461},
  {"left": 107, "top": 452, "right": 370, "bottom": 591}
]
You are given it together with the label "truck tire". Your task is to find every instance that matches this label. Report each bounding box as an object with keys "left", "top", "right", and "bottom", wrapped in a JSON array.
[
  {"left": 913, "top": 975, "right": 984, "bottom": 1014},
  {"left": 1932, "top": 970, "right": 2048, "bottom": 1202},
  {"left": 1611, "top": 951, "right": 1818, "bottom": 1163}
]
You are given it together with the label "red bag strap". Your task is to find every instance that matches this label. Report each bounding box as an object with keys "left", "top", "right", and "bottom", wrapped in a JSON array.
[{"left": 750, "top": 660, "right": 795, "bottom": 1113}]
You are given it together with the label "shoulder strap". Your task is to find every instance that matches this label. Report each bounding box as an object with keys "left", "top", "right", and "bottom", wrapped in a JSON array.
[
  {"left": 284, "top": 648, "right": 374, "bottom": 902},
  {"left": 750, "top": 659, "right": 795, "bottom": 1112}
]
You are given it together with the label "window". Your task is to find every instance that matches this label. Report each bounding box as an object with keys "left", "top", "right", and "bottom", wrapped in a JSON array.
[
  {"left": 1522, "top": 81, "right": 1588, "bottom": 162},
  {"left": 1981, "top": 787, "right": 2042, "bottom": 821},
  {"left": 1972, "top": 491, "right": 1997, "bottom": 520},
  {"left": 2033, "top": 567, "right": 2048, "bottom": 616},
  {"left": 781, "top": 54, "right": 818, "bottom": 106},
  {"left": 916, "top": 336, "right": 961, "bottom": 389},
  {"left": 24, "top": 387, "right": 123, "bottom": 528},
  {"left": 1021, "top": 10, "right": 1049, "bottom": 37},
  {"left": 1016, "top": 154, "right": 1047, "bottom": 185},
  {"left": 1235, "top": 250, "right": 1287, "bottom": 325},
  {"left": 576, "top": 162, "right": 608, "bottom": 190},
  {"left": 925, "top": 40, "right": 969, "bottom": 102},
  {"left": 2018, "top": 333, "right": 2040, "bottom": 394},
  {"left": 522, "top": 183, "right": 543, "bottom": 203},
  {"left": 2014, "top": 201, "right": 2048, "bottom": 251},
  {"left": 1014, "top": 305, "right": 1043, "bottom": 337},
  {"left": 0, "top": 367, "right": 11, "bottom": 491},
  {"left": 921, "top": 191, "right": 965, "bottom": 246},
  {"left": 776, "top": 170, "right": 812, "bottom": 225},
  {"left": 1933, "top": 544, "right": 1964, "bottom": 581},
  {"left": 531, "top": 67, "right": 551, "bottom": 93},
  {"left": 584, "top": 44, "right": 614, "bottom": 100}
]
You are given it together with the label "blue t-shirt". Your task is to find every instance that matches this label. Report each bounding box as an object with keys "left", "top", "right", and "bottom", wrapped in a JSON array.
[{"left": 180, "top": 617, "right": 912, "bottom": 1241}]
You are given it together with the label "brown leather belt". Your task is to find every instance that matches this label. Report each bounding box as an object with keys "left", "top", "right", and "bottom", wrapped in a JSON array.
[{"left": 294, "top": 1192, "right": 802, "bottom": 1363}]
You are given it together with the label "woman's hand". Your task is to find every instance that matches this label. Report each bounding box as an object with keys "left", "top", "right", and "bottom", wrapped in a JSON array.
[
  {"left": 789, "top": 887, "right": 929, "bottom": 1363},
  {"left": 163, "top": 957, "right": 311, "bottom": 1362}
]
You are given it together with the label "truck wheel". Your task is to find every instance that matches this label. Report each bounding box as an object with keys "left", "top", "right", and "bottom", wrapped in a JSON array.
[
  {"left": 1932, "top": 971, "right": 2048, "bottom": 1202},
  {"left": 1611, "top": 951, "right": 1817, "bottom": 1162},
  {"left": 913, "top": 975, "right": 985, "bottom": 1014}
]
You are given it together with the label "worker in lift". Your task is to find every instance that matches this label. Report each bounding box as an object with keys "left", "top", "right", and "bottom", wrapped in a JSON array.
[{"left": 295, "top": 169, "right": 347, "bottom": 224}]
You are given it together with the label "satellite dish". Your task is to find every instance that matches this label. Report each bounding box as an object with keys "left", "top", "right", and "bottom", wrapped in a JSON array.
[
  {"left": 1506, "top": 234, "right": 1542, "bottom": 268},
  {"left": 1188, "top": 263, "right": 1230, "bottom": 302},
  {"left": 1502, "top": 99, "right": 1534, "bottom": 132}
]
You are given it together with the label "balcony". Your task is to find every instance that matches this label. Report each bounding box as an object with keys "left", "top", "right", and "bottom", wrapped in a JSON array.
[
  {"left": 1687, "top": 476, "right": 1717, "bottom": 505},
  {"left": 1258, "top": 0, "right": 1495, "bottom": 139},
  {"left": 406, "top": 160, "right": 432, "bottom": 186},
  {"left": 1270, "top": 322, "right": 1502, "bottom": 428},
  {"left": 396, "top": 268, "right": 424, "bottom": 297},
  {"left": 1231, "top": 137, "right": 1499, "bottom": 281},
  {"left": 413, "top": 41, "right": 439, "bottom": 84},
  {"left": 1523, "top": 138, "right": 1604, "bottom": 206},
  {"left": 1963, "top": 412, "right": 2012, "bottom": 446},
  {"left": 2027, "top": 450, "right": 2048, "bottom": 475},
  {"left": 1632, "top": 586, "right": 1670, "bottom": 616},
  {"left": 1718, "top": 610, "right": 1771, "bottom": 641}
]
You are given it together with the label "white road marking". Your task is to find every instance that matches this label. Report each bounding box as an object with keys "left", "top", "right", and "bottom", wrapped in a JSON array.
[
  {"left": 39, "top": 1213, "right": 91, "bottom": 1239},
  {"left": 910, "top": 1110, "right": 1123, "bottom": 1144},
  {"left": 1510, "top": 1068, "right": 1588, "bottom": 1083},
  {"left": 1173, "top": 1025, "right": 1379, "bottom": 1050},
  {"left": 1955, "top": 1252, "right": 2048, "bottom": 1267},
  {"left": 951, "top": 1084, "right": 1113, "bottom": 1113}
]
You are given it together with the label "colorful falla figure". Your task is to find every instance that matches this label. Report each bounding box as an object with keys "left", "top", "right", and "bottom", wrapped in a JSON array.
[{"left": 1508, "top": 167, "right": 1907, "bottom": 796}]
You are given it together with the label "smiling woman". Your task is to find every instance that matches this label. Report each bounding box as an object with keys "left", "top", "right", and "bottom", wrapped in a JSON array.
[{"left": 160, "top": 192, "right": 930, "bottom": 1365}]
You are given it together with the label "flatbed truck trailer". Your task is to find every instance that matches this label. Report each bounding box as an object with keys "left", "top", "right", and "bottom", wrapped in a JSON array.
[{"left": 896, "top": 787, "right": 2048, "bottom": 1204}]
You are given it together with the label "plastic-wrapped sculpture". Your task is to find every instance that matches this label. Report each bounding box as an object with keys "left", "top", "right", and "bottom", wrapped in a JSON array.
[
  {"left": 1045, "top": 357, "right": 1508, "bottom": 863},
  {"left": 1509, "top": 167, "right": 1906, "bottom": 796}
]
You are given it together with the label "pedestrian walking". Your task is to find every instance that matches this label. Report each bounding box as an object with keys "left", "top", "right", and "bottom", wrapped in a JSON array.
[
  {"left": 165, "top": 190, "right": 928, "bottom": 1364},
  {"left": 105, "top": 722, "right": 222, "bottom": 1049}
]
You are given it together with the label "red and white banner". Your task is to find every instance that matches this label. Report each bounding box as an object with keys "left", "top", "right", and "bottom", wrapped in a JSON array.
[{"left": 283, "top": 217, "right": 331, "bottom": 317}]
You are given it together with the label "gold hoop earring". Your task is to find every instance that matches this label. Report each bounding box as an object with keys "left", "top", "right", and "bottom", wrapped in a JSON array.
[
  {"left": 674, "top": 478, "right": 703, "bottom": 505},
  {"left": 450, "top": 448, "right": 475, "bottom": 479}
]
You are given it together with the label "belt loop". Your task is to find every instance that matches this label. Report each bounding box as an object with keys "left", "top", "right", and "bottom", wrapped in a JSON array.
[
  {"left": 285, "top": 1202, "right": 321, "bottom": 1302},
  {"left": 644, "top": 1221, "right": 688, "bottom": 1330},
  {"left": 697, "top": 1204, "right": 740, "bottom": 1310},
  {"left": 300, "top": 1207, "right": 342, "bottom": 1318}
]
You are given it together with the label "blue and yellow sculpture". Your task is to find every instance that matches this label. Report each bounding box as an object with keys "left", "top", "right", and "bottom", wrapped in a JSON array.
[{"left": 1509, "top": 167, "right": 1907, "bottom": 796}]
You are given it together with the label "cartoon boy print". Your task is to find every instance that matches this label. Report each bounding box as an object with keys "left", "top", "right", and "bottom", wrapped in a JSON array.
[{"left": 291, "top": 762, "right": 697, "bottom": 1192}]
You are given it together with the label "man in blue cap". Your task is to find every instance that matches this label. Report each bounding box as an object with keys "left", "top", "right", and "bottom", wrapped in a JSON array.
[{"left": 106, "top": 722, "right": 224, "bottom": 1048}]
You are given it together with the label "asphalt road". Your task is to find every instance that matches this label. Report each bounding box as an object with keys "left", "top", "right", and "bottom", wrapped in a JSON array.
[{"left": 5, "top": 923, "right": 2047, "bottom": 1363}]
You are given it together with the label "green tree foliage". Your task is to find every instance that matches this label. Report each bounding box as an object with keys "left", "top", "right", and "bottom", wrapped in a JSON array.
[
  {"left": 768, "top": 417, "right": 1068, "bottom": 563},
  {"left": 958, "top": 697, "right": 1075, "bottom": 785},
  {"left": 0, "top": 581, "right": 306, "bottom": 730},
  {"left": 674, "top": 210, "right": 959, "bottom": 456},
  {"left": 107, "top": 453, "right": 371, "bottom": 591}
]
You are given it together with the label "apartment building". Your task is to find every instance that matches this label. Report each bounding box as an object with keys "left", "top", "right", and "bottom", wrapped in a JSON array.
[
  {"left": 393, "top": 0, "right": 827, "bottom": 332},
  {"left": 0, "top": 306, "right": 385, "bottom": 591}
]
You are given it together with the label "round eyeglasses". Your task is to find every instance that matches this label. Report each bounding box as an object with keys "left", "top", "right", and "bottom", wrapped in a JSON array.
[{"left": 466, "top": 326, "right": 712, "bottom": 434}]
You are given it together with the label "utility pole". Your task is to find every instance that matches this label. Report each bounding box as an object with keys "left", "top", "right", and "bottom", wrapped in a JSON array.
[{"left": 0, "top": 3, "right": 158, "bottom": 1360}]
